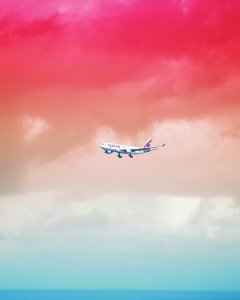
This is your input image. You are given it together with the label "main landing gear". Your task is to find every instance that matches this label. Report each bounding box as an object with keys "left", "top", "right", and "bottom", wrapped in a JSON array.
[{"left": 117, "top": 154, "right": 133, "bottom": 158}]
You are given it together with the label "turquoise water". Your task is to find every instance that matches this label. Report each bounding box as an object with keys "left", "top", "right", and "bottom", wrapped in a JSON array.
[{"left": 0, "top": 290, "right": 239, "bottom": 300}]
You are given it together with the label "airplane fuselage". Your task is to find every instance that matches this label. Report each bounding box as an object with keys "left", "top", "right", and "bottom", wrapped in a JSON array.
[
  {"left": 99, "top": 143, "right": 145, "bottom": 155},
  {"left": 99, "top": 138, "right": 164, "bottom": 158}
]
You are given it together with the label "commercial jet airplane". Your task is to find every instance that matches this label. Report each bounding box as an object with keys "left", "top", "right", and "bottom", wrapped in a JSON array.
[{"left": 99, "top": 138, "right": 165, "bottom": 158}]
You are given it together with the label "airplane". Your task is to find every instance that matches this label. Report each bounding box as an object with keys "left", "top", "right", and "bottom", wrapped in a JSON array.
[{"left": 99, "top": 138, "right": 165, "bottom": 158}]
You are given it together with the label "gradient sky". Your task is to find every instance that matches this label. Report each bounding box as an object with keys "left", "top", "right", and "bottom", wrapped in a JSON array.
[{"left": 0, "top": 0, "right": 240, "bottom": 290}]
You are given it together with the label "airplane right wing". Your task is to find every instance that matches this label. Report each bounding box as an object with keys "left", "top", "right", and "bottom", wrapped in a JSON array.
[{"left": 130, "top": 144, "right": 165, "bottom": 152}]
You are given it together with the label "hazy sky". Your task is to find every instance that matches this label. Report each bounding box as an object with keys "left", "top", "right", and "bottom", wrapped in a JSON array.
[{"left": 0, "top": 0, "right": 240, "bottom": 290}]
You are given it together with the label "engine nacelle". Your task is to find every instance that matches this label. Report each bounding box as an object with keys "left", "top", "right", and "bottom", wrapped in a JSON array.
[{"left": 105, "top": 150, "right": 112, "bottom": 154}]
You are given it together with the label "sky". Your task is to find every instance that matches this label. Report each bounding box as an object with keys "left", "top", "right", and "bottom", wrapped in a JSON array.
[{"left": 0, "top": 0, "right": 240, "bottom": 290}]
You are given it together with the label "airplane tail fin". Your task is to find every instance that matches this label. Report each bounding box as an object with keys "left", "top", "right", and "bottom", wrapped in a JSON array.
[{"left": 143, "top": 138, "right": 152, "bottom": 149}]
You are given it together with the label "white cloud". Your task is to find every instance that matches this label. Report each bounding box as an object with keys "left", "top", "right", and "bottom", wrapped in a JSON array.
[
  {"left": 21, "top": 115, "right": 49, "bottom": 141},
  {"left": 198, "top": 197, "right": 240, "bottom": 240},
  {"left": 209, "top": 197, "right": 239, "bottom": 221},
  {"left": 0, "top": 191, "right": 239, "bottom": 242},
  {"left": 153, "top": 196, "right": 201, "bottom": 232},
  {"left": 0, "top": 191, "right": 57, "bottom": 237}
]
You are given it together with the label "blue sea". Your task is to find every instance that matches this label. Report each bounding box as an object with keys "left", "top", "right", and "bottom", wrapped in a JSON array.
[{"left": 0, "top": 290, "right": 239, "bottom": 300}]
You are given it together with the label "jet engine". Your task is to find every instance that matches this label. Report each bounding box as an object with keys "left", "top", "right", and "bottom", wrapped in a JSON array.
[{"left": 105, "top": 150, "right": 112, "bottom": 154}]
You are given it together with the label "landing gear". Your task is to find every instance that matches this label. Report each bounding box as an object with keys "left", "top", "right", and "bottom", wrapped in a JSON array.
[
  {"left": 117, "top": 154, "right": 122, "bottom": 158},
  {"left": 129, "top": 154, "right": 133, "bottom": 158}
]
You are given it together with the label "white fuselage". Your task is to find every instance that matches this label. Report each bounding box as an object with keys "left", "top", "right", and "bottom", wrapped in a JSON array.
[
  {"left": 99, "top": 143, "right": 145, "bottom": 155},
  {"left": 99, "top": 138, "right": 164, "bottom": 158}
]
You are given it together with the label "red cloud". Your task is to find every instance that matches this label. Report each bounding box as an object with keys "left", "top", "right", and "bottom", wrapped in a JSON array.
[{"left": 0, "top": 0, "right": 240, "bottom": 191}]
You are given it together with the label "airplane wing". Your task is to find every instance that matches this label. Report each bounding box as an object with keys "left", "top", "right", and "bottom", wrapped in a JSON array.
[{"left": 130, "top": 144, "right": 165, "bottom": 152}]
